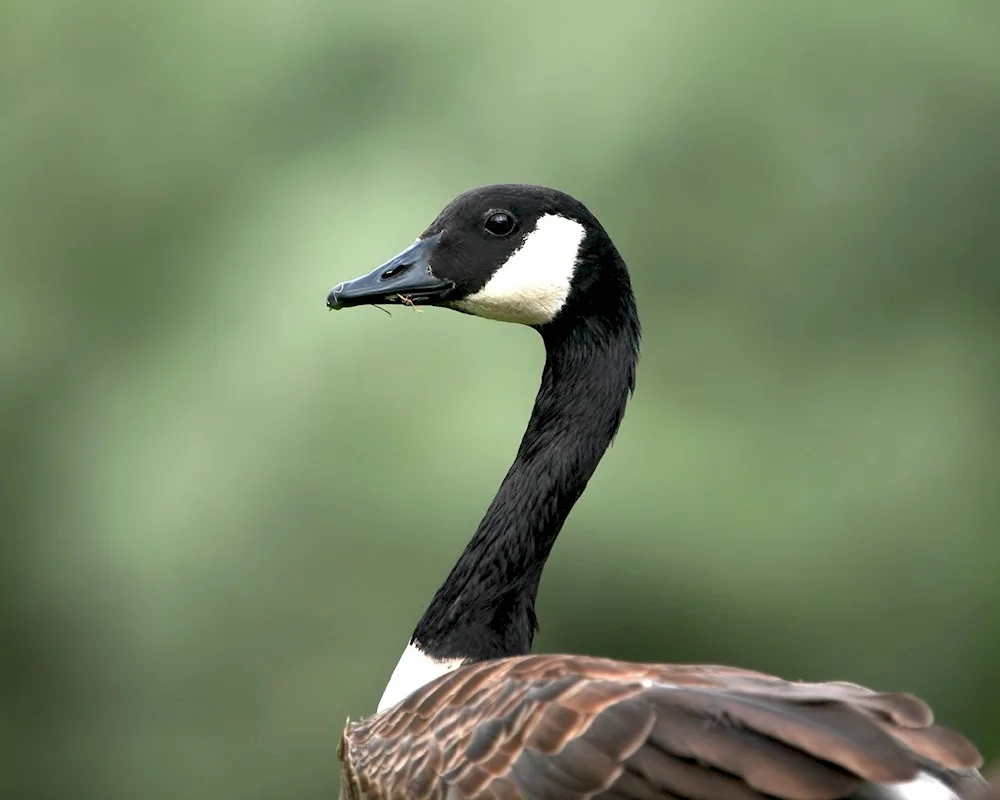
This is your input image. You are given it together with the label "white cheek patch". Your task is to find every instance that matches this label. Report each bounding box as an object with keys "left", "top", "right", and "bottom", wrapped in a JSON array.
[
  {"left": 450, "top": 214, "right": 586, "bottom": 325},
  {"left": 376, "top": 642, "right": 465, "bottom": 712}
]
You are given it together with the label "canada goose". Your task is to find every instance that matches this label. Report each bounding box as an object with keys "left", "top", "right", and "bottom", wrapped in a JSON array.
[{"left": 327, "top": 184, "right": 988, "bottom": 800}]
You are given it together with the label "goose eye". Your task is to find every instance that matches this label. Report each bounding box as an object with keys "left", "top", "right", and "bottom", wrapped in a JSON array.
[{"left": 484, "top": 211, "right": 516, "bottom": 236}]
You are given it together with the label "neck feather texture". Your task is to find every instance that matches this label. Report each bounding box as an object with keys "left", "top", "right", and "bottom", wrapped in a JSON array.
[{"left": 411, "top": 290, "right": 640, "bottom": 662}]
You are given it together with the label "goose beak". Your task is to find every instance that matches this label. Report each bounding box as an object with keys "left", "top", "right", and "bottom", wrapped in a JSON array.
[{"left": 327, "top": 234, "right": 452, "bottom": 310}]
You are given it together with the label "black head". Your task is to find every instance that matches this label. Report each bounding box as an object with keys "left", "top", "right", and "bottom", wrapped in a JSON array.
[{"left": 327, "top": 184, "right": 633, "bottom": 329}]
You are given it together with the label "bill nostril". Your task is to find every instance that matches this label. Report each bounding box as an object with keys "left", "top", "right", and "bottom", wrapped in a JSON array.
[{"left": 381, "top": 263, "right": 409, "bottom": 281}]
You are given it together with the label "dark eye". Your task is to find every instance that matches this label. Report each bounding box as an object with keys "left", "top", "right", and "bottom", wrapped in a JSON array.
[{"left": 484, "top": 211, "right": 516, "bottom": 236}]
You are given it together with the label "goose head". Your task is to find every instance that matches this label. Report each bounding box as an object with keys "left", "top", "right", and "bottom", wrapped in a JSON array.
[{"left": 327, "top": 183, "right": 631, "bottom": 329}]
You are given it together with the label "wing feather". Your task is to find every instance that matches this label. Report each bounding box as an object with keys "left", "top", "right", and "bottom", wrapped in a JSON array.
[{"left": 338, "top": 654, "right": 985, "bottom": 800}]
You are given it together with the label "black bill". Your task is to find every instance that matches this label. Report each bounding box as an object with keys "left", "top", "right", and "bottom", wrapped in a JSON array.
[{"left": 327, "top": 234, "right": 451, "bottom": 310}]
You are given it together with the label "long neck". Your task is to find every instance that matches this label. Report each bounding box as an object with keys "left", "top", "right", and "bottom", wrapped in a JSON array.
[{"left": 410, "top": 300, "right": 640, "bottom": 663}]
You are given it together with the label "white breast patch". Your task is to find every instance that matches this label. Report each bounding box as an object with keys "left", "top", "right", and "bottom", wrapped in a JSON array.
[{"left": 376, "top": 643, "right": 465, "bottom": 713}]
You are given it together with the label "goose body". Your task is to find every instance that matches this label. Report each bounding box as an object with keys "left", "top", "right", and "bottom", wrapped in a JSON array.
[{"left": 327, "top": 185, "right": 987, "bottom": 800}]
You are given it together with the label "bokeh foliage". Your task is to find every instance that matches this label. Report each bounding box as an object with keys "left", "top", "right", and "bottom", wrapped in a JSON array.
[{"left": 2, "top": 1, "right": 998, "bottom": 797}]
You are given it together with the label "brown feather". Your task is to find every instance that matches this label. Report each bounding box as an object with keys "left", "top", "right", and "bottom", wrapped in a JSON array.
[
  {"left": 645, "top": 688, "right": 916, "bottom": 782},
  {"left": 338, "top": 654, "right": 985, "bottom": 800},
  {"left": 625, "top": 743, "right": 789, "bottom": 800},
  {"left": 644, "top": 705, "right": 862, "bottom": 800}
]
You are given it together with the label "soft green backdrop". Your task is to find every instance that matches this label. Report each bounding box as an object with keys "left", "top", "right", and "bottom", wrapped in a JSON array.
[{"left": 2, "top": 1, "right": 998, "bottom": 797}]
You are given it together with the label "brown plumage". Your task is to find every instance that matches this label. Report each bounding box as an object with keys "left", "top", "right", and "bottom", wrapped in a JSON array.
[{"left": 338, "top": 655, "right": 983, "bottom": 800}]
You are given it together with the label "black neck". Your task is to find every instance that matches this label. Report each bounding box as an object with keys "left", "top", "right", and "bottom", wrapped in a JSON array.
[{"left": 411, "top": 284, "right": 640, "bottom": 662}]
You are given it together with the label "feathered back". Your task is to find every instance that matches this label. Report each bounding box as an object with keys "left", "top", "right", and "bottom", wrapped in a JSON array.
[{"left": 339, "top": 655, "right": 983, "bottom": 800}]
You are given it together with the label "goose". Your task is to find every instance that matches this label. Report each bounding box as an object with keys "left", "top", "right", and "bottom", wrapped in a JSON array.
[{"left": 326, "top": 184, "right": 988, "bottom": 800}]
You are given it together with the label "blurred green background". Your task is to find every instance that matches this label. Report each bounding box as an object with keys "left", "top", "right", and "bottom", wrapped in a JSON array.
[{"left": 2, "top": 1, "right": 998, "bottom": 797}]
